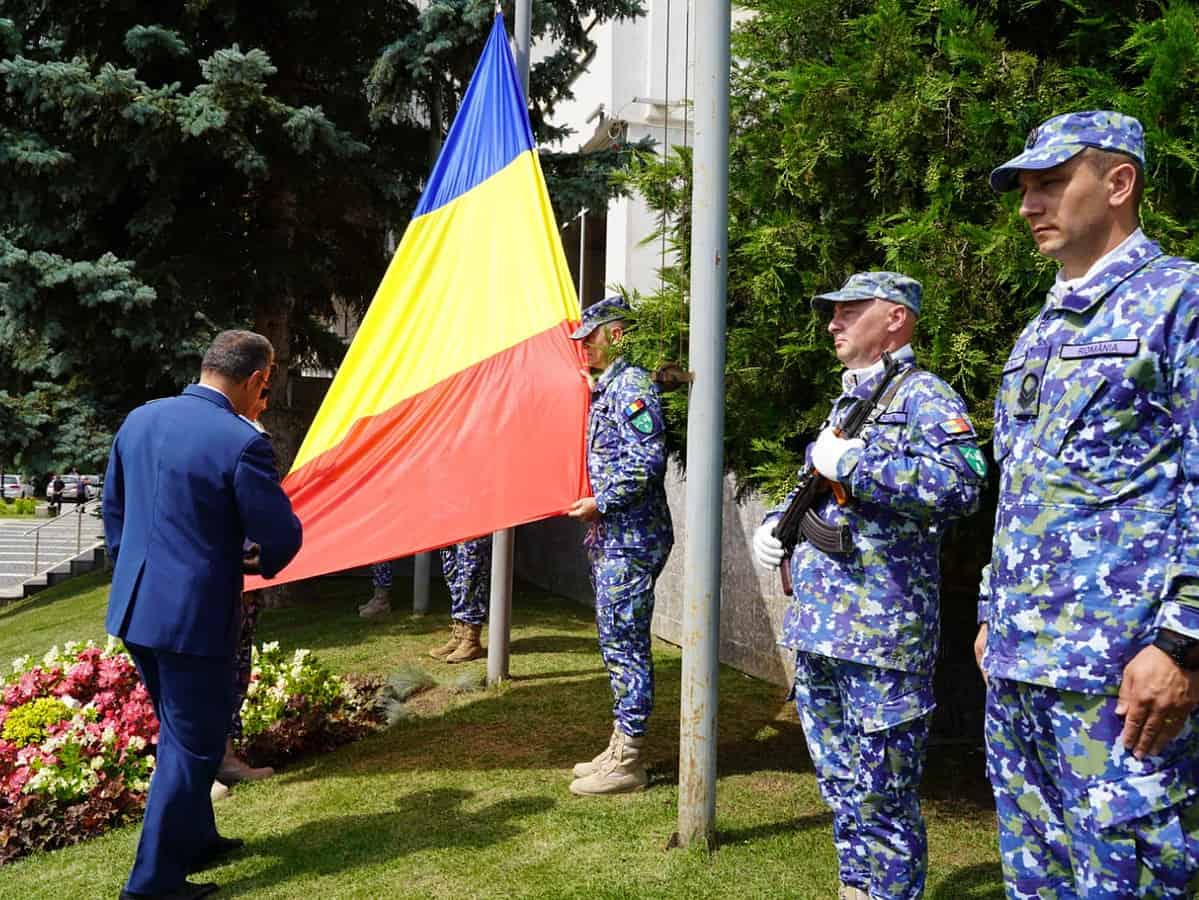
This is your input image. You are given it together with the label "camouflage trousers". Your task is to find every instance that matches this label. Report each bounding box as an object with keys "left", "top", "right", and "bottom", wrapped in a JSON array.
[
  {"left": 371, "top": 561, "right": 394, "bottom": 590},
  {"left": 229, "top": 592, "right": 260, "bottom": 741},
  {"left": 589, "top": 547, "right": 668, "bottom": 738},
  {"left": 440, "top": 536, "right": 492, "bottom": 626},
  {"left": 985, "top": 678, "right": 1199, "bottom": 899},
  {"left": 791, "top": 652, "right": 935, "bottom": 900}
]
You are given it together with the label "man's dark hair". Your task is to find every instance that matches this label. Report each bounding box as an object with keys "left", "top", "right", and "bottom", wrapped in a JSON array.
[{"left": 201, "top": 330, "right": 274, "bottom": 382}]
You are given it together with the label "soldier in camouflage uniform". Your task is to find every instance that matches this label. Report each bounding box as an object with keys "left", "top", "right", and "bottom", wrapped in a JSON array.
[
  {"left": 566, "top": 295, "right": 674, "bottom": 796},
  {"left": 979, "top": 111, "right": 1199, "bottom": 899},
  {"left": 753, "top": 272, "right": 985, "bottom": 900},
  {"left": 428, "top": 536, "right": 493, "bottom": 663}
]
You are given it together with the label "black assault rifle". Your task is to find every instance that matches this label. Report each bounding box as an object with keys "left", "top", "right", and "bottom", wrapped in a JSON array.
[{"left": 772, "top": 351, "right": 903, "bottom": 595}]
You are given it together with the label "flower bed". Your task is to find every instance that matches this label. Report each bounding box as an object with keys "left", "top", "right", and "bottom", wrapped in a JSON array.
[
  {"left": 0, "top": 640, "right": 155, "bottom": 864},
  {"left": 1, "top": 639, "right": 384, "bottom": 865},
  {"left": 237, "top": 642, "right": 385, "bottom": 769}
]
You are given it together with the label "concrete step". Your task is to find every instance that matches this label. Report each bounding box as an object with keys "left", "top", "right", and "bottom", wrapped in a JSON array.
[{"left": 0, "top": 542, "right": 107, "bottom": 604}]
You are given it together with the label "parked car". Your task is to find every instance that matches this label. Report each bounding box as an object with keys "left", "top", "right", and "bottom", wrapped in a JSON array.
[
  {"left": 59, "top": 475, "right": 94, "bottom": 502},
  {"left": 2, "top": 474, "right": 34, "bottom": 500}
]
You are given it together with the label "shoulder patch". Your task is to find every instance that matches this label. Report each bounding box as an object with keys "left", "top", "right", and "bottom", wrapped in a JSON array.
[
  {"left": 625, "top": 399, "right": 655, "bottom": 435},
  {"left": 939, "top": 417, "right": 974, "bottom": 437},
  {"left": 622, "top": 396, "right": 663, "bottom": 439},
  {"left": 957, "top": 445, "right": 988, "bottom": 478}
]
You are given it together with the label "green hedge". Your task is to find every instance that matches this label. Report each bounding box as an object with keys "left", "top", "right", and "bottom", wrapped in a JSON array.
[{"left": 0, "top": 497, "right": 36, "bottom": 515}]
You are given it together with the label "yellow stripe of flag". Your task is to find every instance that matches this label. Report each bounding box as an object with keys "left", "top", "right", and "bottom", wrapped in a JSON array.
[{"left": 292, "top": 149, "right": 579, "bottom": 473}]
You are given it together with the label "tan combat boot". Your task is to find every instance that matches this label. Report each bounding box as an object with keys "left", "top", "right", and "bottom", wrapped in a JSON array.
[
  {"left": 358, "top": 583, "right": 392, "bottom": 613},
  {"left": 572, "top": 727, "right": 619, "bottom": 778},
  {"left": 216, "top": 738, "right": 274, "bottom": 786},
  {"left": 445, "top": 623, "right": 485, "bottom": 663},
  {"left": 569, "top": 731, "right": 647, "bottom": 795},
  {"left": 838, "top": 886, "right": 869, "bottom": 900},
  {"left": 429, "top": 621, "right": 463, "bottom": 660},
  {"left": 359, "top": 586, "right": 392, "bottom": 619}
]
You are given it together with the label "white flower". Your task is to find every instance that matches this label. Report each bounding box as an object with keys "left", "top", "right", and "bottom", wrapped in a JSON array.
[
  {"left": 10, "top": 654, "right": 30, "bottom": 674},
  {"left": 61, "top": 696, "right": 80, "bottom": 710}
]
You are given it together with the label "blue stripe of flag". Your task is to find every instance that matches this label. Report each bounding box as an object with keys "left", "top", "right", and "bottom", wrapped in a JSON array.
[{"left": 414, "top": 14, "right": 534, "bottom": 218}]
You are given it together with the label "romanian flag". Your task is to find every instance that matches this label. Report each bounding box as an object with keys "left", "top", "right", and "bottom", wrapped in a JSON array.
[{"left": 253, "top": 14, "right": 588, "bottom": 588}]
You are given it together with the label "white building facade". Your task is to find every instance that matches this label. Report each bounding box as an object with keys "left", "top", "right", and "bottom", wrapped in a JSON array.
[{"left": 536, "top": 2, "right": 697, "bottom": 304}]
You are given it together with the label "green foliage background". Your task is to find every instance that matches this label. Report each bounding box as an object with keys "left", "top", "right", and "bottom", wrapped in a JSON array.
[{"left": 618, "top": 0, "right": 1199, "bottom": 502}]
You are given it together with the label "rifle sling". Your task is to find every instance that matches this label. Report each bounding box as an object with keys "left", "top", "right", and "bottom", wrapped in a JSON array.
[{"left": 803, "top": 365, "right": 921, "bottom": 556}]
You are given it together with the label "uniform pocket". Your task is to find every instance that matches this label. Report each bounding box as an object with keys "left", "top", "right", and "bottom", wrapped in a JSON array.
[
  {"left": 993, "top": 361, "right": 1026, "bottom": 463},
  {"left": 591, "top": 553, "right": 655, "bottom": 620},
  {"left": 1087, "top": 760, "right": 1199, "bottom": 894},
  {"left": 859, "top": 682, "right": 936, "bottom": 735},
  {"left": 1033, "top": 374, "right": 1107, "bottom": 458},
  {"left": 1032, "top": 346, "right": 1169, "bottom": 495},
  {"left": 591, "top": 418, "right": 620, "bottom": 450}
]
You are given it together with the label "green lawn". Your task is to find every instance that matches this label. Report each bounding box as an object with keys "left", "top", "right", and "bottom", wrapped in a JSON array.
[{"left": 0, "top": 572, "right": 1004, "bottom": 899}]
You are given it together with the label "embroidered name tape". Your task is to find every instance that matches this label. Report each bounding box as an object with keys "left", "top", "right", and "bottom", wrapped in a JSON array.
[
  {"left": 1060, "top": 339, "right": 1140, "bottom": 360},
  {"left": 1002, "top": 354, "right": 1027, "bottom": 375}
]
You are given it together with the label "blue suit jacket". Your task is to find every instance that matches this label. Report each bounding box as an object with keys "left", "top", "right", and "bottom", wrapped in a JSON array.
[{"left": 103, "top": 385, "right": 303, "bottom": 656}]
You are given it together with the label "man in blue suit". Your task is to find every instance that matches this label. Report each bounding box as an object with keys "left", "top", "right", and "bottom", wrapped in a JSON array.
[{"left": 104, "top": 330, "right": 302, "bottom": 900}]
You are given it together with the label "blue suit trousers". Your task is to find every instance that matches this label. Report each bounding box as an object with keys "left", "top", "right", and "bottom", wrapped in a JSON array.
[{"left": 125, "top": 643, "right": 233, "bottom": 894}]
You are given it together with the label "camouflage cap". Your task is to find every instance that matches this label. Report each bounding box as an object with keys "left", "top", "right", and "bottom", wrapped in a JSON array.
[
  {"left": 570, "top": 295, "right": 632, "bottom": 340},
  {"left": 990, "top": 110, "right": 1145, "bottom": 192},
  {"left": 811, "top": 271, "right": 922, "bottom": 316}
]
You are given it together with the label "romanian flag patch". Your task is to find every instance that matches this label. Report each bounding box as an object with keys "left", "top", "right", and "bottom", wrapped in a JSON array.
[
  {"left": 624, "top": 398, "right": 657, "bottom": 435},
  {"left": 939, "top": 417, "right": 973, "bottom": 437}
]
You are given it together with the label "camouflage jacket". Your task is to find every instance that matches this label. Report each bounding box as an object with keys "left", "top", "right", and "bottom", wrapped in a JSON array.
[
  {"left": 980, "top": 236, "right": 1199, "bottom": 693},
  {"left": 766, "top": 347, "right": 985, "bottom": 674},
  {"left": 586, "top": 357, "right": 674, "bottom": 554}
]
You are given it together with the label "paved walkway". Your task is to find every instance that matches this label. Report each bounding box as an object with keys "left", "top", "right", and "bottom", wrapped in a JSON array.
[{"left": 0, "top": 503, "right": 104, "bottom": 590}]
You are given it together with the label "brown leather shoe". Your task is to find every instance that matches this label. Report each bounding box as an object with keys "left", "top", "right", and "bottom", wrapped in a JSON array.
[{"left": 216, "top": 739, "right": 274, "bottom": 786}]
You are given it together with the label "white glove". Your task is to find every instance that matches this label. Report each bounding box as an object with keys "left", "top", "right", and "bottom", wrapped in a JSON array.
[
  {"left": 752, "top": 521, "right": 786, "bottom": 570},
  {"left": 810, "top": 428, "right": 865, "bottom": 482}
]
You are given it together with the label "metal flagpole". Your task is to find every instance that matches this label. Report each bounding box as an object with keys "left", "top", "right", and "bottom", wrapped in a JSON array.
[
  {"left": 413, "top": 552, "right": 431, "bottom": 615},
  {"left": 674, "top": 0, "right": 730, "bottom": 850},
  {"left": 487, "top": 0, "right": 532, "bottom": 686}
]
